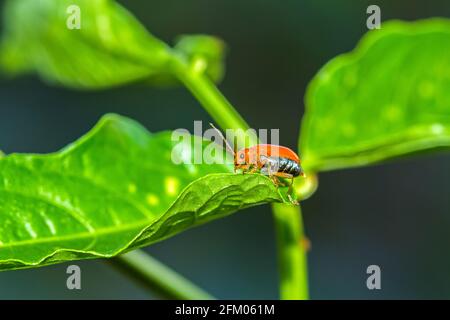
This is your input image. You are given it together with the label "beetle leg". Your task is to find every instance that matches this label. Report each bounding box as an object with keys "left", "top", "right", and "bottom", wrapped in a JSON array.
[
  {"left": 268, "top": 168, "right": 284, "bottom": 188},
  {"left": 287, "top": 193, "right": 298, "bottom": 205},
  {"left": 270, "top": 175, "right": 281, "bottom": 186},
  {"left": 248, "top": 164, "right": 259, "bottom": 174},
  {"left": 258, "top": 155, "right": 272, "bottom": 176},
  {"left": 237, "top": 164, "right": 251, "bottom": 174},
  {"left": 289, "top": 176, "right": 294, "bottom": 195},
  {"left": 273, "top": 172, "right": 298, "bottom": 205},
  {"left": 273, "top": 172, "right": 293, "bottom": 187}
]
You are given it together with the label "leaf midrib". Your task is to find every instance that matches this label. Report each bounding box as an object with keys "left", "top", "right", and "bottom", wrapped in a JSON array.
[{"left": 0, "top": 215, "right": 149, "bottom": 251}]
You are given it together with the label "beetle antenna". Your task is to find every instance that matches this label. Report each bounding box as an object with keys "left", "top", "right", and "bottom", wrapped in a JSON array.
[{"left": 209, "top": 123, "right": 235, "bottom": 156}]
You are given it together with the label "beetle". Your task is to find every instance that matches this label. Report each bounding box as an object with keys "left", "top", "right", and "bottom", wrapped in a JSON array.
[{"left": 210, "top": 124, "right": 305, "bottom": 203}]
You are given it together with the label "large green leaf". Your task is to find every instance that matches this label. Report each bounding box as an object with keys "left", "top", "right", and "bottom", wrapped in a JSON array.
[
  {"left": 300, "top": 19, "right": 450, "bottom": 172},
  {"left": 0, "top": 114, "right": 285, "bottom": 270},
  {"left": 0, "top": 0, "right": 225, "bottom": 88},
  {"left": 0, "top": 0, "right": 170, "bottom": 88}
]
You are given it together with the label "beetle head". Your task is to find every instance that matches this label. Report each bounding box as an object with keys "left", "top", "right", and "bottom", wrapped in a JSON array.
[{"left": 235, "top": 148, "right": 247, "bottom": 167}]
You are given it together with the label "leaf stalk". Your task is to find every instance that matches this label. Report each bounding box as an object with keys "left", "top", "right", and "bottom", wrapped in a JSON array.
[
  {"left": 172, "top": 55, "right": 310, "bottom": 299},
  {"left": 111, "top": 249, "right": 215, "bottom": 300}
]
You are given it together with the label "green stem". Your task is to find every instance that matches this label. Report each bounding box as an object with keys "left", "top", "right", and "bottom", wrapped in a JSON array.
[
  {"left": 172, "top": 58, "right": 253, "bottom": 140},
  {"left": 110, "top": 249, "right": 215, "bottom": 300},
  {"left": 272, "top": 203, "right": 309, "bottom": 299},
  {"left": 172, "top": 57, "right": 309, "bottom": 299}
]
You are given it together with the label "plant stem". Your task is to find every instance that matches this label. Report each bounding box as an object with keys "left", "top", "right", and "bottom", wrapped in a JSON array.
[
  {"left": 172, "top": 58, "right": 253, "bottom": 141},
  {"left": 110, "top": 249, "right": 215, "bottom": 300},
  {"left": 173, "top": 58, "right": 309, "bottom": 299},
  {"left": 272, "top": 203, "right": 309, "bottom": 299}
]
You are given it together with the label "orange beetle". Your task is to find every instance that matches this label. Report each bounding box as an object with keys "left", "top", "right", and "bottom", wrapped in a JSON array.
[{"left": 210, "top": 124, "right": 305, "bottom": 202}]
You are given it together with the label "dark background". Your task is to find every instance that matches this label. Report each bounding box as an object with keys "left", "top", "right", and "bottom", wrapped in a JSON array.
[{"left": 0, "top": 0, "right": 450, "bottom": 299}]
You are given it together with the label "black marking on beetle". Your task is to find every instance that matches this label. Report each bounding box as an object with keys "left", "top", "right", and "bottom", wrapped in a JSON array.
[{"left": 263, "top": 157, "right": 301, "bottom": 177}]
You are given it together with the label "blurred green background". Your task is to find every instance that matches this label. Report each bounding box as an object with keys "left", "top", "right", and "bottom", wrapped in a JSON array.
[{"left": 1, "top": 0, "right": 450, "bottom": 299}]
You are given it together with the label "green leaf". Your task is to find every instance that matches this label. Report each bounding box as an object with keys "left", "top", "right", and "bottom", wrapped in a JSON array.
[
  {"left": 0, "top": 0, "right": 172, "bottom": 88},
  {"left": 0, "top": 0, "right": 227, "bottom": 89},
  {"left": 300, "top": 19, "right": 450, "bottom": 172},
  {"left": 0, "top": 114, "right": 285, "bottom": 270}
]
